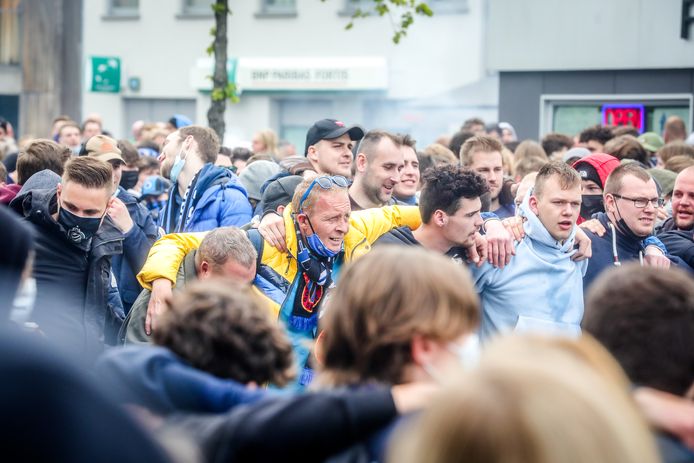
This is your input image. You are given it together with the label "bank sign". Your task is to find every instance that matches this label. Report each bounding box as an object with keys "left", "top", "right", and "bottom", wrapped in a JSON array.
[
  {"left": 601, "top": 104, "right": 645, "bottom": 133},
  {"left": 191, "top": 57, "right": 388, "bottom": 93}
]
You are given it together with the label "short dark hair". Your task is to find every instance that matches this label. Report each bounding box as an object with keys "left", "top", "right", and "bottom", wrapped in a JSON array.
[
  {"left": 541, "top": 133, "right": 573, "bottom": 157},
  {"left": 219, "top": 146, "right": 232, "bottom": 158},
  {"left": 17, "top": 139, "right": 71, "bottom": 185},
  {"left": 62, "top": 156, "right": 113, "bottom": 190},
  {"left": 583, "top": 264, "right": 694, "bottom": 396},
  {"left": 153, "top": 279, "right": 295, "bottom": 386},
  {"left": 449, "top": 130, "right": 475, "bottom": 158},
  {"left": 419, "top": 165, "right": 489, "bottom": 223},
  {"left": 231, "top": 147, "right": 253, "bottom": 162},
  {"left": 579, "top": 125, "right": 613, "bottom": 145},
  {"left": 116, "top": 139, "right": 140, "bottom": 167},
  {"left": 179, "top": 125, "right": 220, "bottom": 164},
  {"left": 532, "top": 160, "right": 581, "bottom": 199},
  {"left": 357, "top": 130, "right": 402, "bottom": 162}
]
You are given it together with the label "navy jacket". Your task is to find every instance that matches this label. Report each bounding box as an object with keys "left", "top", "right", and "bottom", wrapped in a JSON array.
[
  {"left": 657, "top": 218, "right": 694, "bottom": 270},
  {"left": 112, "top": 186, "right": 159, "bottom": 313},
  {"left": 583, "top": 212, "right": 677, "bottom": 290},
  {"left": 95, "top": 346, "right": 268, "bottom": 415}
]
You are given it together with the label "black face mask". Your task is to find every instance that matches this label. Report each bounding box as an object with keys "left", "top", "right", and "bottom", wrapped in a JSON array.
[
  {"left": 580, "top": 194, "right": 604, "bottom": 221},
  {"left": 119, "top": 170, "right": 139, "bottom": 190},
  {"left": 58, "top": 206, "right": 102, "bottom": 245}
]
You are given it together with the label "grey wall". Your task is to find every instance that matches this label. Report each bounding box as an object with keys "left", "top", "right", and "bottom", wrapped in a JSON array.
[
  {"left": 499, "top": 69, "right": 694, "bottom": 140},
  {"left": 487, "top": 0, "right": 694, "bottom": 71}
]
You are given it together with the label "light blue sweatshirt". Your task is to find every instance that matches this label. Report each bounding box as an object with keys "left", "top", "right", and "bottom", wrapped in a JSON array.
[{"left": 472, "top": 201, "right": 588, "bottom": 341}]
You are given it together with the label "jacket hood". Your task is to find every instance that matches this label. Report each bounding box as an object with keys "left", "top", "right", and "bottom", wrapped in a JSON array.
[
  {"left": 572, "top": 153, "right": 620, "bottom": 189},
  {"left": 519, "top": 194, "right": 578, "bottom": 255},
  {"left": 196, "top": 163, "right": 249, "bottom": 200},
  {"left": 17, "top": 169, "right": 61, "bottom": 197},
  {"left": 10, "top": 187, "right": 58, "bottom": 224}
]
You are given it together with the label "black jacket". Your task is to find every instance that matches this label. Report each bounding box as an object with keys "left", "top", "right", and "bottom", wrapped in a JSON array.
[
  {"left": 111, "top": 186, "right": 159, "bottom": 313},
  {"left": 373, "top": 226, "right": 420, "bottom": 246},
  {"left": 160, "top": 388, "right": 397, "bottom": 463},
  {"left": 657, "top": 218, "right": 694, "bottom": 270},
  {"left": 11, "top": 188, "right": 124, "bottom": 355}
]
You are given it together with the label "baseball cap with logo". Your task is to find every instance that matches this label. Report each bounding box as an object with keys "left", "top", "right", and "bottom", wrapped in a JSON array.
[
  {"left": 84, "top": 135, "right": 125, "bottom": 164},
  {"left": 304, "top": 119, "right": 364, "bottom": 155},
  {"left": 141, "top": 175, "right": 171, "bottom": 198}
]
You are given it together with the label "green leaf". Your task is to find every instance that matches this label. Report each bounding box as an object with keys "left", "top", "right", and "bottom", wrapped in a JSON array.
[
  {"left": 415, "top": 2, "right": 433, "bottom": 16},
  {"left": 209, "top": 27, "right": 216, "bottom": 36},
  {"left": 345, "top": 21, "right": 354, "bottom": 30},
  {"left": 206, "top": 44, "right": 214, "bottom": 56}
]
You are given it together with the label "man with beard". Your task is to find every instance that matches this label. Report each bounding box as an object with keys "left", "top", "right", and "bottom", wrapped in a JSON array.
[
  {"left": 582, "top": 163, "right": 676, "bottom": 290},
  {"left": 157, "top": 125, "right": 252, "bottom": 232},
  {"left": 657, "top": 166, "right": 694, "bottom": 268},
  {"left": 348, "top": 130, "right": 405, "bottom": 211},
  {"left": 374, "top": 164, "right": 486, "bottom": 263}
]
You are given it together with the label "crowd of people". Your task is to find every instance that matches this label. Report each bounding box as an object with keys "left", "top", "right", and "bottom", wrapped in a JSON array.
[{"left": 1, "top": 111, "right": 694, "bottom": 462}]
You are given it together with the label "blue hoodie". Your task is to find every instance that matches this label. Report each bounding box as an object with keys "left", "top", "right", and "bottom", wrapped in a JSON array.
[
  {"left": 95, "top": 346, "right": 271, "bottom": 415},
  {"left": 471, "top": 200, "right": 587, "bottom": 341},
  {"left": 160, "top": 163, "right": 252, "bottom": 233}
]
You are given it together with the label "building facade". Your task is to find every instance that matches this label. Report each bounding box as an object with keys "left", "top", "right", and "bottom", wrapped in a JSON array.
[
  {"left": 487, "top": 0, "right": 694, "bottom": 140},
  {"left": 82, "top": 0, "right": 496, "bottom": 149}
]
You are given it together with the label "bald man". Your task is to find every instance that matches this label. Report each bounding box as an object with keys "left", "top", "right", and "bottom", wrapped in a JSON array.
[{"left": 657, "top": 166, "right": 694, "bottom": 269}]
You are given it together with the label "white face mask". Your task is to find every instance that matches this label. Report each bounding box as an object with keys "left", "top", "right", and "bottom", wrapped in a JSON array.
[
  {"left": 10, "top": 277, "right": 36, "bottom": 325},
  {"left": 422, "top": 333, "right": 481, "bottom": 383}
]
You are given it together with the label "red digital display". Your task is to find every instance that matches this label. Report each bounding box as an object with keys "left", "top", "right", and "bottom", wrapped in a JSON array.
[{"left": 601, "top": 104, "right": 645, "bottom": 133}]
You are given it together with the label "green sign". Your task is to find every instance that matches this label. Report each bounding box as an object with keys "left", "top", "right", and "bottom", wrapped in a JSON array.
[{"left": 90, "top": 56, "right": 121, "bottom": 93}]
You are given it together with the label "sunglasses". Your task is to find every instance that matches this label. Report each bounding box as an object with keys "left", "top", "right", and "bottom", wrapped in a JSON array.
[{"left": 299, "top": 175, "right": 349, "bottom": 212}]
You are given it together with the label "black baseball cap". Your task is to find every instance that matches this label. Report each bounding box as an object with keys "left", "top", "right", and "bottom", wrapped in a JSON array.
[{"left": 304, "top": 119, "right": 364, "bottom": 155}]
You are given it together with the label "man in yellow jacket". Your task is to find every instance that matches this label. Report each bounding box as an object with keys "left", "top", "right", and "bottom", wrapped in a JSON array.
[{"left": 138, "top": 174, "right": 422, "bottom": 389}]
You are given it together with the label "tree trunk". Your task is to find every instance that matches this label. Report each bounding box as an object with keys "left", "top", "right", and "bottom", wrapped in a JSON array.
[{"left": 207, "top": 0, "right": 228, "bottom": 141}]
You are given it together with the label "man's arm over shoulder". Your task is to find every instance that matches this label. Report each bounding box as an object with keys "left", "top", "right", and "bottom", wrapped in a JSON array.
[
  {"left": 658, "top": 231, "right": 694, "bottom": 269},
  {"left": 137, "top": 232, "right": 207, "bottom": 289},
  {"left": 349, "top": 205, "right": 421, "bottom": 243}
]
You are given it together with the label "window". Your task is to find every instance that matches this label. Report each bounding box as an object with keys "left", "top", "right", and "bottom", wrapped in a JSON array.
[
  {"left": 342, "top": 0, "right": 467, "bottom": 16},
  {"left": 0, "top": 0, "right": 22, "bottom": 65},
  {"left": 428, "top": 0, "right": 468, "bottom": 15},
  {"left": 181, "top": 0, "right": 213, "bottom": 17},
  {"left": 257, "top": 0, "right": 296, "bottom": 17},
  {"left": 107, "top": 0, "right": 139, "bottom": 18}
]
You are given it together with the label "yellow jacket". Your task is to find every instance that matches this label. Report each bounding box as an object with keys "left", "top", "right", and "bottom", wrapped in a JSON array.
[{"left": 137, "top": 204, "right": 421, "bottom": 291}]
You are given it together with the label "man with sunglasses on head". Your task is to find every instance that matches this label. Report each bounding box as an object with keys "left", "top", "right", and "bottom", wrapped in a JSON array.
[
  {"left": 137, "top": 174, "right": 422, "bottom": 389},
  {"left": 582, "top": 163, "right": 679, "bottom": 290}
]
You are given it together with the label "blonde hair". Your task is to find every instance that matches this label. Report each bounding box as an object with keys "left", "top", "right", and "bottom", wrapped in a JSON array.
[
  {"left": 460, "top": 135, "right": 503, "bottom": 166},
  {"left": 389, "top": 335, "right": 659, "bottom": 463},
  {"left": 316, "top": 247, "right": 480, "bottom": 387},
  {"left": 254, "top": 129, "right": 279, "bottom": 157}
]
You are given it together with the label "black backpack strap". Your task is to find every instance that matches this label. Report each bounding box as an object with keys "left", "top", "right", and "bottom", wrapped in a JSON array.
[{"left": 246, "top": 228, "right": 265, "bottom": 271}]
